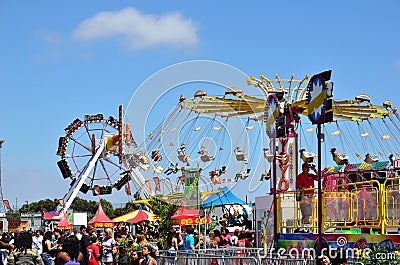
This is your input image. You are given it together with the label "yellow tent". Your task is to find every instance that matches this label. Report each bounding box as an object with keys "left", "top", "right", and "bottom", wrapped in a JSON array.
[{"left": 112, "top": 209, "right": 158, "bottom": 223}]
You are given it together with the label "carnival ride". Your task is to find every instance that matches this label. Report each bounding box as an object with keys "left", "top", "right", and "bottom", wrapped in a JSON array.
[
  {"left": 54, "top": 69, "right": 400, "bottom": 253},
  {"left": 178, "top": 70, "right": 400, "bottom": 254}
]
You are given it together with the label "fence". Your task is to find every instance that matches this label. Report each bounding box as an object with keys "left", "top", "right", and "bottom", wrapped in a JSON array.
[{"left": 156, "top": 249, "right": 320, "bottom": 265}]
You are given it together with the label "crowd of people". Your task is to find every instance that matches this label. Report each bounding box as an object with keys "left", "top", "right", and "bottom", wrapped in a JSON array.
[
  {"left": 0, "top": 225, "right": 161, "bottom": 265},
  {"left": 0, "top": 222, "right": 261, "bottom": 265}
]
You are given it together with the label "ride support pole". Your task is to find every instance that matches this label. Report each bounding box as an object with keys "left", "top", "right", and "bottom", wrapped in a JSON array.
[
  {"left": 317, "top": 124, "right": 323, "bottom": 253},
  {"left": 273, "top": 130, "right": 278, "bottom": 251}
]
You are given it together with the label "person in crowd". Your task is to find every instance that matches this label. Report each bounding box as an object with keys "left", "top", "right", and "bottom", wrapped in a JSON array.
[
  {"left": 54, "top": 229, "right": 65, "bottom": 259},
  {"left": 130, "top": 248, "right": 143, "bottom": 265},
  {"left": 102, "top": 228, "right": 116, "bottom": 265},
  {"left": 206, "top": 231, "right": 218, "bottom": 249},
  {"left": 7, "top": 231, "right": 43, "bottom": 265},
  {"left": 219, "top": 227, "right": 231, "bottom": 247},
  {"left": 213, "top": 230, "right": 221, "bottom": 245},
  {"left": 111, "top": 246, "right": 119, "bottom": 265},
  {"left": 116, "top": 246, "right": 129, "bottom": 265},
  {"left": 141, "top": 244, "right": 156, "bottom": 265},
  {"left": 79, "top": 226, "right": 90, "bottom": 265},
  {"left": 86, "top": 235, "right": 100, "bottom": 265},
  {"left": 236, "top": 232, "right": 252, "bottom": 248},
  {"left": 230, "top": 229, "right": 240, "bottom": 247},
  {"left": 195, "top": 234, "right": 204, "bottom": 249},
  {"left": 135, "top": 235, "right": 148, "bottom": 249},
  {"left": 55, "top": 235, "right": 83, "bottom": 265},
  {"left": 41, "top": 231, "right": 58, "bottom": 265},
  {"left": 166, "top": 230, "right": 178, "bottom": 255},
  {"left": 184, "top": 226, "right": 195, "bottom": 253},
  {"left": 86, "top": 226, "right": 95, "bottom": 237},
  {"left": 0, "top": 233, "right": 14, "bottom": 265},
  {"left": 176, "top": 232, "right": 185, "bottom": 251},
  {"left": 296, "top": 162, "right": 318, "bottom": 224},
  {"left": 32, "top": 230, "right": 43, "bottom": 255}
]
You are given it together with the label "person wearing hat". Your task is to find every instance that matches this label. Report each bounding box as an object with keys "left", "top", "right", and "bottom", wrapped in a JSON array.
[{"left": 296, "top": 162, "right": 318, "bottom": 224}]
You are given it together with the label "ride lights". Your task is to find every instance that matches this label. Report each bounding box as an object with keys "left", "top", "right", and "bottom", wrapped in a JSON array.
[
  {"left": 64, "top": 118, "right": 83, "bottom": 135},
  {"left": 113, "top": 174, "right": 131, "bottom": 191},
  {"left": 106, "top": 116, "right": 119, "bottom": 129},
  {"left": 57, "top": 159, "right": 72, "bottom": 179},
  {"left": 56, "top": 136, "right": 69, "bottom": 156},
  {"left": 84, "top": 114, "right": 104, "bottom": 123}
]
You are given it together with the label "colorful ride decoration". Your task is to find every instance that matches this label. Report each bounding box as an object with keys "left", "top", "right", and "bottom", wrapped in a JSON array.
[{"left": 88, "top": 201, "right": 114, "bottom": 229}]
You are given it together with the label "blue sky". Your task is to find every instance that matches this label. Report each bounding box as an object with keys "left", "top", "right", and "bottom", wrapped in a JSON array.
[{"left": 1, "top": 1, "right": 400, "bottom": 210}]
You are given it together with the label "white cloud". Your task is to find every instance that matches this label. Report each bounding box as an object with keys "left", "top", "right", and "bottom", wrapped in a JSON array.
[{"left": 73, "top": 7, "right": 198, "bottom": 49}]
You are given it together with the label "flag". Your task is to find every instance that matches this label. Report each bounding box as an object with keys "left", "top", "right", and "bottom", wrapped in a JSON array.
[
  {"left": 145, "top": 180, "right": 153, "bottom": 194},
  {"left": 125, "top": 182, "right": 131, "bottom": 196},
  {"left": 153, "top": 176, "right": 161, "bottom": 191}
]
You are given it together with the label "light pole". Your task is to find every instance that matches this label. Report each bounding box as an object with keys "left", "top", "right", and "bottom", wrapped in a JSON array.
[{"left": 0, "top": 140, "right": 6, "bottom": 213}]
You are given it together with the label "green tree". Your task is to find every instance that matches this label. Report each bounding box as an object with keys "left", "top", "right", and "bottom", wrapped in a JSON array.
[
  {"left": 360, "top": 247, "right": 400, "bottom": 265},
  {"left": 148, "top": 195, "right": 177, "bottom": 248},
  {"left": 100, "top": 198, "right": 114, "bottom": 218}
]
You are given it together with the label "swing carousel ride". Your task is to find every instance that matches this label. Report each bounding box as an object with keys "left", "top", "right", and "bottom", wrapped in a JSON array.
[{"left": 55, "top": 69, "right": 400, "bottom": 254}]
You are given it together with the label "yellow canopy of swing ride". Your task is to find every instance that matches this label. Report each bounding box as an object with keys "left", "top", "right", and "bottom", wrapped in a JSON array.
[{"left": 180, "top": 73, "right": 394, "bottom": 122}]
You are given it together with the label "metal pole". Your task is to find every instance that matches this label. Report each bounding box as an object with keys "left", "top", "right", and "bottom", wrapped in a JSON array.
[
  {"left": 317, "top": 124, "right": 323, "bottom": 253},
  {"left": 0, "top": 140, "right": 5, "bottom": 213},
  {"left": 272, "top": 132, "right": 278, "bottom": 251}
]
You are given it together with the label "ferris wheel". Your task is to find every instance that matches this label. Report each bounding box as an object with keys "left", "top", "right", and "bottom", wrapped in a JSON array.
[{"left": 55, "top": 106, "right": 157, "bottom": 213}]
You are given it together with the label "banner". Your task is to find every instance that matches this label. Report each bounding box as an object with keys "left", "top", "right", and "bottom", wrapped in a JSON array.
[{"left": 184, "top": 168, "right": 199, "bottom": 209}]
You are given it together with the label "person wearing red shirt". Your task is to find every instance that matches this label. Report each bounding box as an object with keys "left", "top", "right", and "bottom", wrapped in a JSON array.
[
  {"left": 296, "top": 162, "right": 318, "bottom": 224},
  {"left": 86, "top": 235, "right": 100, "bottom": 265}
]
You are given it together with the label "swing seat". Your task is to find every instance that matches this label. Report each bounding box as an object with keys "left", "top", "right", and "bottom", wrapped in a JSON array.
[
  {"left": 300, "top": 149, "right": 315, "bottom": 163},
  {"left": 151, "top": 152, "right": 162, "bottom": 163},
  {"left": 333, "top": 155, "right": 349, "bottom": 165},
  {"left": 263, "top": 148, "right": 274, "bottom": 162},
  {"left": 154, "top": 166, "right": 163, "bottom": 174},
  {"left": 235, "top": 150, "right": 247, "bottom": 161},
  {"left": 177, "top": 153, "right": 190, "bottom": 163},
  {"left": 200, "top": 154, "right": 214, "bottom": 162},
  {"left": 260, "top": 171, "right": 271, "bottom": 181},
  {"left": 140, "top": 163, "right": 150, "bottom": 171},
  {"left": 364, "top": 154, "right": 379, "bottom": 163}
]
